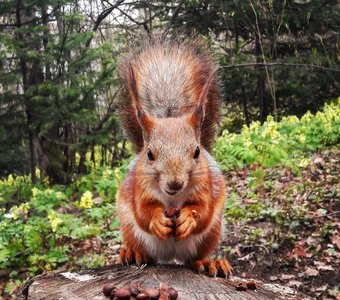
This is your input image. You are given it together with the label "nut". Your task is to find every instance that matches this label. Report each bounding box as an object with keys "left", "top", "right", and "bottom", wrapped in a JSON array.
[
  {"left": 143, "top": 288, "right": 160, "bottom": 299},
  {"left": 102, "top": 284, "right": 116, "bottom": 297},
  {"left": 136, "top": 293, "right": 151, "bottom": 300},
  {"left": 167, "top": 287, "right": 178, "bottom": 300},
  {"left": 164, "top": 207, "right": 180, "bottom": 219},
  {"left": 115, "top": 287, "right": 131, "bottom": 299},
  {"left": 236, "top": 282, "right": 247, "bottom": 291},
  {"left": 246, "top": 279, "right": 257, "bottom": 290},
  {"left": 129, "top": 283, "right": 141, "bottom": 297},
  {"left": 159, "top": 293, "right": 169, "bottom": 300}
]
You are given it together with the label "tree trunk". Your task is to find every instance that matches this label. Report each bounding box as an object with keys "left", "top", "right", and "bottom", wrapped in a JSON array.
[
  {"left": 255, "top": 36, "right": 268, "bottom": 124},
  {"left": 18, "top": 265, "right": 308, "bottom": 300},
  {"left": 15, "top": 1, "right": 37, "bottom": 184}
]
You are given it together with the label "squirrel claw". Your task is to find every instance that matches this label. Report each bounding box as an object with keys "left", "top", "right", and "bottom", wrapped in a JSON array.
[
  {"left": 175, "top": 211, "right": 197, "bottom": 240},
  {"left": 192, "top": 259, "right": 233, "bottom": 278},
  {"left": 119, "top": 246, "right": 150, "bottom": 266},
  {"left": 150, "top": 214, "right": 174, "bottom": 240}
]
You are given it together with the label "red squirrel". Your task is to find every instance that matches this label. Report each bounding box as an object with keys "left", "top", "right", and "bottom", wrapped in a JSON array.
[{"left": 116, "top": 39, "right": 232, "bottom": 277}]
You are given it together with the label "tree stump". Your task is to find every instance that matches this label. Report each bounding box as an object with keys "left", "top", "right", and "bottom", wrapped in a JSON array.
[{"left": 18, "top": 264, "right": 309, "bottom": 300}]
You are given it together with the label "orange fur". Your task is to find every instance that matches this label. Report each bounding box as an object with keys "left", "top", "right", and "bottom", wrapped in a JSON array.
[
  {"left": 116, "top": 37, "right": 231, "bottom": 276},
  {"left": 118, "top": 38, "right": 221, "bottom": 152}
]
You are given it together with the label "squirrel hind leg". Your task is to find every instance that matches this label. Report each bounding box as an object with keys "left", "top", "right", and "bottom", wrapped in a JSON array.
[
  {"left": 119, "top": 245, "right": 151, "bottom": 267},
  {"left": 191, "top": 259, "right": 233, "bottom": 278},
  {"left": 119, "top": 246, "right": 134, "bottom": 265}
]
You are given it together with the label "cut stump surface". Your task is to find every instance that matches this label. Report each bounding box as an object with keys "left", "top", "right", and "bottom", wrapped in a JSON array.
[{"left": 18, "top": 264, "right": 309, "bottom": 300}]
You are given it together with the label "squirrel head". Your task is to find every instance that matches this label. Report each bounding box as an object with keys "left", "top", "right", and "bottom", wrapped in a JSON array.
[
  {"left": 140, "top": 116, "right": 203, "bottom": 196},
  {"left": 127, "top": 65, "right": 214, "bottom": 197}
]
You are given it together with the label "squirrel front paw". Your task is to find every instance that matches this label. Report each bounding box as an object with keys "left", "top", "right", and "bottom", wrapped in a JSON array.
[
  {"left": 175, "top": 209, "right": 197, "bottom": 240},
  {"left": 149, "top": 212, "right": 173, "bottom": 240}
]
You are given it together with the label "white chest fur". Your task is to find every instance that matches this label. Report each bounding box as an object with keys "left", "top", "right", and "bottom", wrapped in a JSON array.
[
  {"left": 132, "top": 220, "right": 207, "bottom": 263},
  {"left": 121, "top": 150, "right": 223, "bottom": 262}
]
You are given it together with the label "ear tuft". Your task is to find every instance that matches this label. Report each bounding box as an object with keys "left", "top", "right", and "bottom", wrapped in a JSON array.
[
  {"left": 189, "top": 72, "right": 215, "bottom": 130},
  {"left": 127, "top": 64, "right": 155, "bottom": 139}
]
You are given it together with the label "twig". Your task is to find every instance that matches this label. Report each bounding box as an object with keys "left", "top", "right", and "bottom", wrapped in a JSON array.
[
  {"left": 220, "top": 62, "right": 340, "bottom": 72},
  {"left": 250, "top": 0, "right": 277, "bottom": 121},
  {"left": 85, "top": 0, "right": 125, "bottom": 47},
  {"left": 162, "top": 0, "right": 185, "bottom": 37}
]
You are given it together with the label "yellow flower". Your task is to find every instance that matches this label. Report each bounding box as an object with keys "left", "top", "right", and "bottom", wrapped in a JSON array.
[
  {"left": 79, "top": 191, "right": 94, "bottom": 209},
  {"left": 45, "top": 189, "right": 53, "bottom": 195},
  {"left": 114, "top": 168, "right": 121, "bottom": 182},
  {"left": 301, "top": 111, "right": 313, "bottom": 123},
  {"left": 31, "top": 187, "right": 39, "bottom": 197},
  {"left": 55, "top": 191, "right": 64, "bottom": 200},
  {"left": 298, "top": 134, "right": 306, "bottom": 143},
  {"left": 6, "top": 174, "right": 14, "bottom": 186},
  {"left": 249, "top": 121, "right": 260, "bottom": 133},
  {"left": 103, "top": 169, "right": 112, "bottom": 178},
  {"left": 298, "top": 158, "right": 311, "bottom": 168},
  {"left": 283, "top": 115, "right": 300, "bottom": 125},
  {"left": 20, "top": 203, "right": 30, "bottom": 214},
  {"left": 8, "top": 205, "right": 19, "bottom": 220},
  {"left": 48, "top": 211, "right": 62, "bottom": 232}
]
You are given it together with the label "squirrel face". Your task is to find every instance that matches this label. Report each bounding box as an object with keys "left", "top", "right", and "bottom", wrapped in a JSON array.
[{"left": 142, "top": 116, "right": 203, "bottom": 197}]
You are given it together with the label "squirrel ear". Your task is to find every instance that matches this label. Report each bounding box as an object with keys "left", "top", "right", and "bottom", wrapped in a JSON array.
[
  {"left": 136, "top": 110, "right": 155, "bottom": 141},
  {"left": 188, "top": 72, "right": 215, "bottom": 130},
  {"left": 127, "top": 65, "right": 155, "bottom": 139}
]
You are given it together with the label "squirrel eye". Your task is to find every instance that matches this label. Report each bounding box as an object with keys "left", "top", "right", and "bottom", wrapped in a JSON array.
[
  {"left": 194, "top": 146, "right": 200, "bottom": 159},
  {"left": 147, "top": 148, "right": 155, "bottom": 161}
]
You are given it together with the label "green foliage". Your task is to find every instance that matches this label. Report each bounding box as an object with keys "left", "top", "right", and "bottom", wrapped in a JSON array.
[
  {"left": 76, "top": 253, "right": 106, "bottom": 269},
  {"left": 214, "top": 99, "right": 340, "bottom": 173},
  {"left": 0, "top": 163, "right": 127, "bottom": 275}
]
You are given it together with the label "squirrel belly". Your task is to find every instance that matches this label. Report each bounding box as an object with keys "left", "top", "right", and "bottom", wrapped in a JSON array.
[
  {"left": 116, "top": 39, "right": 232, "bottom": 275},
  {"left": 117, "top": 149, "right": 225, "bottom": 263}
]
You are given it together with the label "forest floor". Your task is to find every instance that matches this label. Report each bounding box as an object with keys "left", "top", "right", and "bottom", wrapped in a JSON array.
[
  {"left": 1, "top": 149, "right": 339, "bottom": 300},
  {"left": 100, "top": 148, "right": 340, "bottom": 299},
  {"left": 221, "top": 148, "right": 340, "bottom": 299}
]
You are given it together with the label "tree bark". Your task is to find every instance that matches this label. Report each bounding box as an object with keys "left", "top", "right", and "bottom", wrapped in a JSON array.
[
  {"left": 255, "top": 36, "right": 268, "bottom": 124},
  {"left": 15, "top": 0, "right": 37, "bottom": 184},
  {"left": 18, "top": 265, "right": 308, "bottom": 300}
]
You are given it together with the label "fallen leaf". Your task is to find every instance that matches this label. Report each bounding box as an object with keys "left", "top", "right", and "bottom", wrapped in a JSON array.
[
  {"left": 316, "top": 284, "right": 328, "bottom": 291},
  {"left": 314, "top": 261, "right": 334, "bottom": 271},
  {"left": 292, "top": 247, "right": 307, "bottom": 257},
  {"left": 93, "top": 196, "right": 103, "bottom": 205},
  {"left": 274, "top": 181, "right": 284, "bottom": 192},
  {"left": 305, "top": 267, "right": 319, "bottom": 277},
  {"left": 287, "top": 280, "right": 303, "bottom": 287},
  {"left": 281, "top": 274, "right": 296, "bottom": 280},
  {"left": 331, "top": 234, "right": 340, "bottom": 250}
]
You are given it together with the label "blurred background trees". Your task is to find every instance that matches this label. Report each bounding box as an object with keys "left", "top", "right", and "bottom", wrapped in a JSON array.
[{"left": 0, "top": 0, "right": 339, "bottom": 182}]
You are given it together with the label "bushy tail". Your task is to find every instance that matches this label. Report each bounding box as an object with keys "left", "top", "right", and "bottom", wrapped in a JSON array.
[{"left": 118, "top": 37, "right": 221, "bottom": 152}]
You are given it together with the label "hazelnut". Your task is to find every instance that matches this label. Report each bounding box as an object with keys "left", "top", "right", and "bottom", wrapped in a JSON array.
[
  {"left": 246, "top": 279, "right": 257, "bottom": 290},
  {"left": 115, "top": 287, "right": 131, "bottom": 299},
  {"left": 236, "top": 282, "right": 247, "bottom": 291},
  {"left": 102, "top": 284, "right": 116, "bottom": 297},
  {"left": 159, "top": 293, "right": 169, "bottom": 300},
  {"left": 164, "top": 207, "right": 180, "bottom": 219},
  {"left": 143, "top": 288, "right": 160, "bottom": 299},
  {"left": 136, "top": 293, "right": 151, "bottom": 300},
  {"left": 129, "top": 283, "right": 141, "bottom": 297},
  {"left": 167, "top": 287, "right": 178, "bottom": 300}
]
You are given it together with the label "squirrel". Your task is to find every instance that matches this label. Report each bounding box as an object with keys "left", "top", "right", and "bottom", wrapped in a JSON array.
[{"left": 116, "top": 38, "right": 232, "bottom": 277}]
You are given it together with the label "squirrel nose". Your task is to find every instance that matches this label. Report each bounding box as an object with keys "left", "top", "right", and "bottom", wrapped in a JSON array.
[{"left": 167, "top": 181, "right": 183, "bottom": 191}]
